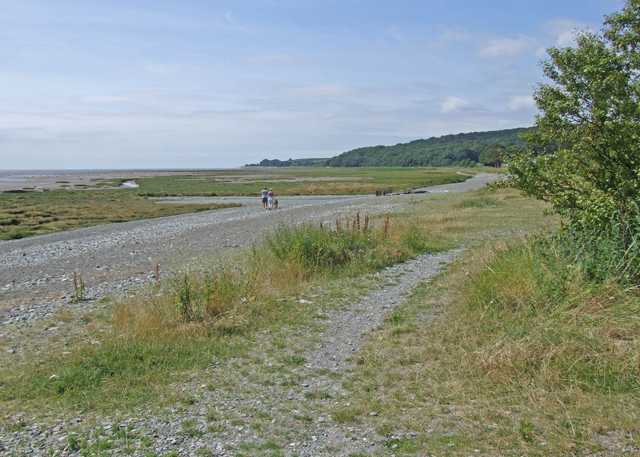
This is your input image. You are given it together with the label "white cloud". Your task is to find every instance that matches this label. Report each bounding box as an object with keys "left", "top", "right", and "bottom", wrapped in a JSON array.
[
  {"left": 476, "top": 34, "right": 538, "bottom": 59},
  {"left": 440, "top": 97, "right": 474, "bottom": 114},
  {"left": 543, "top": 18, "right": 586, "bottom": 47},
  {"left": 507, "top": 94, "right": 536, "bottom": 111}
]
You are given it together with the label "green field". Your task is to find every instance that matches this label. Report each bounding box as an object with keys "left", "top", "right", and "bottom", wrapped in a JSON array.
[{"left": 130, "top": 167, "right": 470, "bottom": 196}]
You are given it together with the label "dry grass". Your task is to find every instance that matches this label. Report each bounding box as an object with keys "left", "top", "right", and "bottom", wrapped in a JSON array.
[{"left": 342, "top": 238, "right": 640, "bottom": 455}]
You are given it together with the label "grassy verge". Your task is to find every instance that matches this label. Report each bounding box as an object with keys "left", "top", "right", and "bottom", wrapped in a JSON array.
[
  {"left": 340, "top": 236, "right": 639, "bottom": 455},
  {"left": 0, "top": 189, "right": 239, "bottom": 240}
]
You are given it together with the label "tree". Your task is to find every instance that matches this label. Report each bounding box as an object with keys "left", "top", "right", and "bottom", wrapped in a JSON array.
[
  {"left": 502, "top": 0, "right": 640, "bottom": 234},
  {"left": 479, "top": 144, "right": 505, "bottom": 167}
]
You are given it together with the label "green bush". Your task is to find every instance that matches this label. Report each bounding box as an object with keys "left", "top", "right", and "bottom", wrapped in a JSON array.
[{"left": 171, "top": 268, "right": 255, "bottom": 325}]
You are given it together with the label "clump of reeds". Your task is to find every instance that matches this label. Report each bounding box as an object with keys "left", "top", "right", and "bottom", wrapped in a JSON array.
[{"left": 264, "top": 212, "right": 404, "bottom": 276}]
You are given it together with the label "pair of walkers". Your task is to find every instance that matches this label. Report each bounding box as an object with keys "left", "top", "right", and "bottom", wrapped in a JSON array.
[{"left": 261, "top": 187, "right": 276, "bottom": 210}]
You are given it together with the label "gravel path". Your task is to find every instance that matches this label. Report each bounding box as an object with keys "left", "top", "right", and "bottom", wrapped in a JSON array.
[{"left": 0, "top": 173, "right": 496, "bottom": 456}]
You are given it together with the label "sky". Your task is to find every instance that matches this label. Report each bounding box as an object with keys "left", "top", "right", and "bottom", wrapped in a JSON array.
[{"left": 0, "top": 0, "right": 624, "bottom": 169}]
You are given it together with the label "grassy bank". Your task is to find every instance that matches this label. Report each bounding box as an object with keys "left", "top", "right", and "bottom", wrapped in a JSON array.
[{"left": 341, "top": 236, "right": 639, "bottom": 455}]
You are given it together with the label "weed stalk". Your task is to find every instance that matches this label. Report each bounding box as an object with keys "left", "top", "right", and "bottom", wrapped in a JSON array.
[
  {"left": 382, "top": 213, "right": 390, "bottom": 241},
  {"left": 71, "top": 271, "right": 85, "bottom": 303}
]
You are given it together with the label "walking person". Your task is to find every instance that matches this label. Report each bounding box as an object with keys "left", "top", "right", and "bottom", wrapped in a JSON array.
[
  {"left": 261, "top": 187, "right": 268, "bottom": 209},
  {"left": 268, "top": 188, "right": 274, "bottom": 210}
]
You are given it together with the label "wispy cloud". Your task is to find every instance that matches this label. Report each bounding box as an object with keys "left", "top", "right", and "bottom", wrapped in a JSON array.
[
  {"left": 425, "top": 27, "right": 473, "bottom": 49},
  {"left": 440, "top": 97, "right": 474, "bottom": 114},
  {"left": 476, "top": 34, "right": 538, "bottom": 59},
  {"left": 218, "top": 11, "right": 249, "bottom": 33},
  {"left": 507, "top": 94, "right": 536, "bottom": 111},
  {"left": 82, "top": 92, "right": 162, "bottom": 104}
]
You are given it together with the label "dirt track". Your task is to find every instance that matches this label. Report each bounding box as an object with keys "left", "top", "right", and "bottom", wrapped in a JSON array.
[{"left": 0, "top": 173, "right": 502, "bottom": 456}]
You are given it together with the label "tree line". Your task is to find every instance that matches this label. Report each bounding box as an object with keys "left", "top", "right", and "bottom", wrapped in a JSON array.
[{"left": 246, "top": 127, "right": 531, "bottom": 168}]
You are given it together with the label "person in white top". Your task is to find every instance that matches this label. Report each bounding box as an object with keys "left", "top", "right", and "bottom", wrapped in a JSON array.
[{"left": 261, "top": 187, "right": 268, "bottom": 209}]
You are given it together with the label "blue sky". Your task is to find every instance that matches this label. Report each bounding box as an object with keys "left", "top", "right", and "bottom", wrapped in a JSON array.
[{"left": 0, "top": 0, "right": 623, "bottom": 169}]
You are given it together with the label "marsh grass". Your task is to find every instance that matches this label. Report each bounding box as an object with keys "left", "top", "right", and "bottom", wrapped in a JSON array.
[
  {"left": 133, "top": 167, "right": 470, "bottom": 197},
  {"left": 265, "top": 214, "right": 413, "bottom": 277},
  {"left": 342, "top": 237, "right": 640, "bottom": 455},
  {"left": 0, "top": 189, "right": 239, "bottom": 240}
]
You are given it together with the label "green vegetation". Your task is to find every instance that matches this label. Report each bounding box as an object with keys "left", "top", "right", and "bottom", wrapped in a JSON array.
[
  {"left": 249, "top": 127, "right": 530, "bottom": 168},
  {"left": 264, "top": 213, "right": 433, "bottom": 275},
  {"left": 246, "top": 157, "right": 329, "bottom": 167},
  {"left": 501, "top": 0, "right": 640, "bottom": 283},
  {"left": 326, "top": 127, "right": 529, "bottom": 167},
  {"left": 0, "top": 189, "right": 239, "bottom": 240},
  {"left": 132, "top": 167, "right": 469, "bottom": 197}
]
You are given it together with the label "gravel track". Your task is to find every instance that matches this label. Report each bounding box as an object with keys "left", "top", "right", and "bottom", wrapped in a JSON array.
[{"left": 0, "top": 173, "right": 496, "bottom": 456}]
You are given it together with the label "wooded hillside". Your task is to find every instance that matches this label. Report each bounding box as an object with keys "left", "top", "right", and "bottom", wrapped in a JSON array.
[
  {"left": 247, "top": 127, "right": 531, "bottom": 167},
  {"left": 326, "top": 127, "right": 530, "bottom": 167}
]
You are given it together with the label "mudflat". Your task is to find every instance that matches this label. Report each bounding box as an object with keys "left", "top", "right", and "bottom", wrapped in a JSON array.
[{"left": 0, "top": 170, "right": 203, "bottom": 192}]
